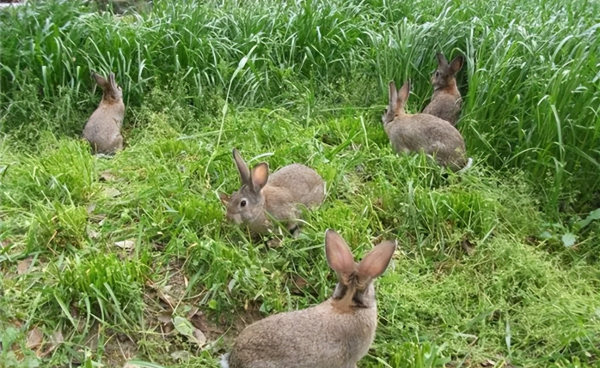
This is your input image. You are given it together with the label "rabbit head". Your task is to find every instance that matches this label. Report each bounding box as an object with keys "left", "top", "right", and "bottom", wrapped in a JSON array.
[
  {"left": 382, "top": 80, "right": 411, "bottom": 126},
  {"left": 430, "top": 53, "right": 463, "bottom": 91},
  {"left": 220, "top": 148, "right": 270, "bottom": 228},
  {"left": 326, "top": 229, "right": 396, "bottom": 311},
  {"left": 92, "top": 72, "right": 122, "bottom": 104}
]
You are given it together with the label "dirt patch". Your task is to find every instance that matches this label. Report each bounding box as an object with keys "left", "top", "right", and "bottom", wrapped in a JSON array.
[{"left": 101, "top": 331, "right": 138, "bottom": 367}]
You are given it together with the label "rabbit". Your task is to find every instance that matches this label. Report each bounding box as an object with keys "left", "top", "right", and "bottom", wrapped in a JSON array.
[
  {"left": 422, "top": 53, "right": 464, "bottom": 126},
  {"left": 219, "top": 148, "right": 325, "bottom": 236},
  {"left": 382, "top": 80, "right": 472, "bottom": 172},
  {"left": 220, "top": 229, "right": 397, "bottom": 368},
  {"left": 82, "top": 71, "right": 125, "bottom": 155}
]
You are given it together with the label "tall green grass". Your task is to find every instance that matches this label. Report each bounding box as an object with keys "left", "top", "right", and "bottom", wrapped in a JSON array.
[{"left": 1, "top": 0, "right": 599, "bottom": 211}]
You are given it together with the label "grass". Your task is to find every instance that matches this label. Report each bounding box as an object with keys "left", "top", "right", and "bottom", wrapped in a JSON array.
[{"left": 1, "top": 0, "right": 600, "bottom": 367}]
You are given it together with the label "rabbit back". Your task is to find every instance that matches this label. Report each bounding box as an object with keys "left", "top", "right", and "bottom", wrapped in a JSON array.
[
  {"left": 386, "top": 114, "right": 467, "bottom": 170},
  {"left": 228, "top": 300, "right": 377, "bottom": 368},
  {"left": 267, "top": 163, "right": 325, "bottom": 208},
  {"left": 422, "top": 91, "right": 462, "bottom": 126},
  {"left": 83, "top": 104, "right": 125, "bottom": 154}
]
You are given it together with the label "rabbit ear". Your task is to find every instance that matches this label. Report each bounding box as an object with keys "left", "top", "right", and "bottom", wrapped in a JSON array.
[
  {"left": 92, "top": 72, "right": 109, "bottom": 89},
  {"left": 398, "top": 81, "right": 410, "bottom": 105},
  {"left": 108, "top": 72, "right": 118, "bottom": 90},
  {"left": 449, "top": 55, "right": 464, "bottom": 74},
  {"left": 232, "top": 149, "right": 251, "bottom": 186},
  {"left": 436, "top": 52, "right": 449, "bottom": 68},
  {"left": 250, "top": 162, "right": 269, "bottom": 192},
  {"left": 388, "top": 81, "right": 398, "bottom": 112},
  {"left": 219, "top": 192, "right": 230, "bottom": 206},
  {"left": 357, "top": 240, "right": 396, "bottom": 281},
  {"left": 325, "top": 229, "right": 355, "bottom": 282}
]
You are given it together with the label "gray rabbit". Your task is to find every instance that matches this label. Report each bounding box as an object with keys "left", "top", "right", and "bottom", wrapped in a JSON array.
[
  {"left": 221, "top": 229, "right": 396, "bottom": 368},
  {"left": 382, "top": 80, "right": 472, "bottom": 172},
  {"left": 82, "top": 72, "right": 124, "bottom": 155},
  {"left": 422, "top": 53, "right": 464, "bottom": 126},
  {"left": 220, "top": 148, "right": 326, "bottom": 236}
]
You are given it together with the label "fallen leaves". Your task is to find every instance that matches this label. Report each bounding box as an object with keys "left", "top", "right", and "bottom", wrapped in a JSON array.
[
  {"left": 173, "top": 316, "right": 206, "bottom": 348},
  {"left": 41, "top": 331, "right": 64, "bottom": 357},
  {"left": 86, "top": 203, "right": 96, "bottom": 214},
  {"left": 26, "top": 327, "right": 43, "bottom": 351},
  {"left": 25, "top": 327, "right": 65, "bottom": 358},
  {"left": 17, "top": 257, "right": 33, "bottom": 275},
  {"left": 103, "top": 187, "right": 122, "bottom": 198},
  {"left": 99, "top": 170, "right": 116, "bottom": 182},
  {"left": 461, "top": 238, "right": 475, "bottom": 256},
  {"left": 114, "top": 239, "right": 136, "bottom": 250}
]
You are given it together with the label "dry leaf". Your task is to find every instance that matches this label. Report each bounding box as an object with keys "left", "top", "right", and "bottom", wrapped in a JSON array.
[
  {"left": 171, "top": 350, "right": 191, "bottom": 361},
  {"left": 103, "top": 187, "right": 121, "bottom": 198},
  {"left": 145, "top": 281, "right": 176, "bottom": 307},
  {"left": 99, "top": 170, "right": 116, "bottom": 182},
  {"left": 267, "top": 238, "right": 282, "bottom": 248},
  {"left": 294, "top": 276, "right": 308, "bottom": 289},
  {"left": 17, "top": 257, "right": 33, "bottom": 275},
  {"left": 462, "top": 239, "right": 475, "bottom": 256},
  {"left": 185, "top": 306, "right": 200, "bottom": 320},
  {"left": 40, "top": 330, "right": 64, "bottom": 357},
  {"left": 192, "top": 328, "right": 206, "bottom": 347},
  {"left": 26, "top": 327, "right": 43, "bottom": 350},
  {"left": 157, "top": 311, "right": 172, "bottom": 324},
  {"left": 51, "top": 331, "right": 64, "bottom": 345},
  {"left": 86, "top": 203, "right": 96, "bottom": 214},
  {"left": 189, "top": 312, "right": 208, "bottom": 332},
  {"left": 90, "top": 213, "right": 107, "bottom": 223},
  {"left": 190, "top": 312, "right": 223, "bottom": 334},
  {"left": 87, "top": 229, "right": 100, "bottom": 239},
  {"left": 114, "top": 239, "right": 135, "bottom": 250},
  {"left": 173, "top": 316, "right": 206, "bottom": 348}
]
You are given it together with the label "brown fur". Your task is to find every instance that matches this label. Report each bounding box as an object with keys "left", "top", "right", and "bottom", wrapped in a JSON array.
[
  {"left": 225, "top": 230, "right": 396, "bottom": 368},
  {"left": 382, "top": 80, "right": 469, "bottom": 172},
  {"left": 220, "top": 149, "right": 325, "bottom": 235},
  {"left": 422, "top": 53, "right": 464, "bottom": 126},
  {"left": 82, "top": 72, "right": 125, "bottom": 154}
]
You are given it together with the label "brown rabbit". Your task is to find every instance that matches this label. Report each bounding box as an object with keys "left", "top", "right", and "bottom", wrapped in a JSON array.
[
  {"left": 219, "top": 148, "right": 325, "bottom": 236},
  {"left": 220, "top": 229, "right": 397, "bottom": 368},
  {"left": 82, "top": 72, "right": 125, "bottom": 155},
  {"left": 422, "top": 53, "right": 464, "bottom": 126},
  {"left": 382, "top": 80, "right": 472, "bottom": 172}
]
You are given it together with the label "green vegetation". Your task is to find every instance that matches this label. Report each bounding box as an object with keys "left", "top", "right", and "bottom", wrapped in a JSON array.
[{"left": 1, "top": 0, "right": 599, "bottom": 367}]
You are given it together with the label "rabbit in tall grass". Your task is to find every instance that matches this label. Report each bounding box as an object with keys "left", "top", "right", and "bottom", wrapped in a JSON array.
[
  {"left": 422, "top": 53, "right": 464, "bottom": 126},
  {"left": 82, "top": 72, "right": 125, "bottom": 155},
  {"left": 220, "top": 229, "right": 396, "bottom": 368},
  {"left": 219, "top": 148, "right": 325, "bottom": 236},
  {"left": 382, "top": 80, "right": 472, "bottom": 172}
]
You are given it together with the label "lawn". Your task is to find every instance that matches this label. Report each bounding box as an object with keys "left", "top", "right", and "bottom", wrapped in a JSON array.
[{"left": 1, "top": 0, "right": 600, "bottom": 367}]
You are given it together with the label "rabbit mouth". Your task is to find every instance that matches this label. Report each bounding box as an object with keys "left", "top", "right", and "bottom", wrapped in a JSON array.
[{"left": 228, "top": 213, "right": 243, "bottom": 225}]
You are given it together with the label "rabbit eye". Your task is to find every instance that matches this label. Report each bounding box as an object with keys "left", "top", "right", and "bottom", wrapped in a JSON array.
[
  {"left": 435, "top": 71, "right": 440, "bottom": 77},
  {"left": 240, "top": 199, "right": 247, "bottom": 207}
]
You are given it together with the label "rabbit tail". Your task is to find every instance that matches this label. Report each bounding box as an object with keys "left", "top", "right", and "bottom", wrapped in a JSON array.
[
  {"left": 457, "top": 157, "right": 473, "bottom": 174},
  {"left": 220, "top": 352, "right": 231, "bottom": 368}
]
